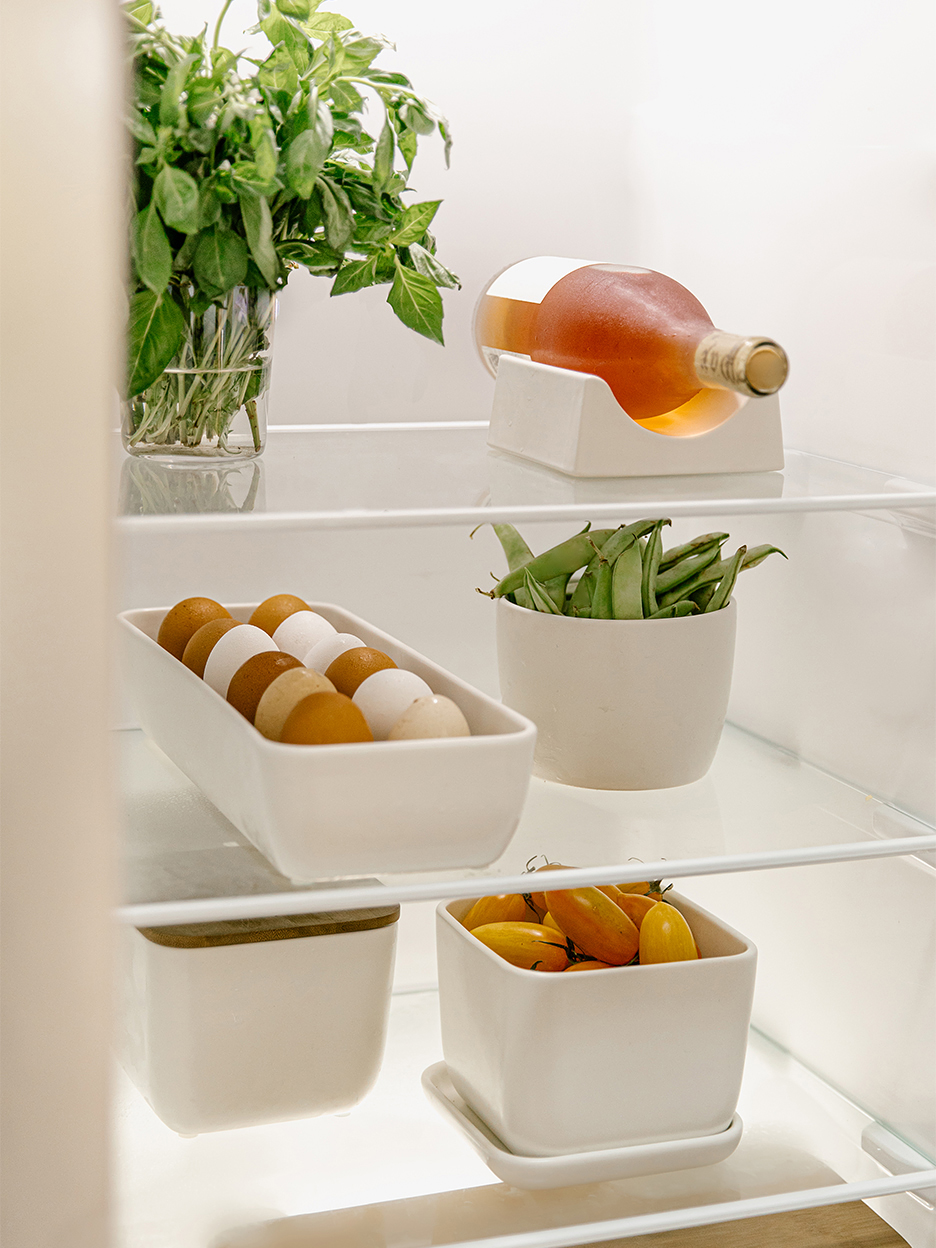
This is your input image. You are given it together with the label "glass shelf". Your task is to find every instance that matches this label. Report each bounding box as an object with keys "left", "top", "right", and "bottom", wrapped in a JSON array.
[
  {"left": 116, "top": 425, "right": 936, "bottom": 532},
  {"left": 113, "top": 986, "right": 936, "bottom": 1248},
  {"left": 118, "top": 724, "right": 936, "bottom": 927}
]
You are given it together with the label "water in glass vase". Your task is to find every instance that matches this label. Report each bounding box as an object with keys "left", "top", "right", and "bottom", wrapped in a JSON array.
[{"left": 122, "top": 287, "right": 276, "bottom": 459}]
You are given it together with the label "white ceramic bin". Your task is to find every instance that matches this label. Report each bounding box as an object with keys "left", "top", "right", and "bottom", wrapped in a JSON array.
[
  {"left": 119, "top": 602, "right": 536, "bottom": 881},
  {"left": 436, "top": 893, "right": 756, "bottom": 1158},
  {"left": 120, "top": 901, "right": 399, "bottom": 1135},
  {"left": 496, "top": 596, "right": 737, "bottom": 790}
]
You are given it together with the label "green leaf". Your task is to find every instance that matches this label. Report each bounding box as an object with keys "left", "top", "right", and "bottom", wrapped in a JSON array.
[
  {"left": 159, "top": 54, "right": 196, "bottom": 128},
  {"left": 372, "top": 116, "right": 394, "bottom": 194},
  {"left": 250, "top": 120, "right": 280, "bottom": 182},
  {"left": 387, "top": 200, "right": 441, "bottom": 246},
  {"left": 397, "top": 127, "right": 417, "bottom": 171},
  {"left": 238, "top": 192, "right": 280, "bottom": 287},
  {"left": 328, "top": 81, "right": 364, "bottom": 113},
  {"left": 387, "top": 259, "right": 444, "bottom": 344},
  {"left": 185, "top": 81, "right": 223, "bottom": 127},
  {"left": 330, "top": 253, "right": 387, "bottom": 296},
  {"left": 402, "top": 101, "right": 434, "bottom": 136},
  {"left": 277, "top": 239, "right": 344, "bottom": 271},
  {"left": 302, "top": 11, "right": 353, "bottom": 36},
  {"left": 303, "top": 186, "right": 324, "bottom": 232},
  {"left": 124, "top": 0, "right": 154, "bottom": 23},
  {"left": 131, "top": 204, "right": 172, "bottom": 293},
  {"left": 318, "top": 176, "right": 353, "bottom": 251},
  {"left": 172, "top": 230, "right": 200, "bottom": 272},
  {"left": 277, "top": 0, "right": 311, "bottom": 15},
  {"left": 126, "top": 290, "right": 186, "bottom": 396},
  {"left": 285, "top": 106, "right": 333, "bottom": 198},
  {"left": 127, "top": 108, "right": 157, "bottom": 146},
  {"left": 408, "top": 242, "right": 460, "bottom": 289},
  {"left": 197, "top": 183, "right": 221, "bottom": 229},
  {"left": 258, "top": 47, "right": 299, "bottom": 95},
  {"left": 193, "top": 226, "right": 248, "bottom": 296},
  {"left": 153, "top": 166, "right": 200, "bottom": 234}
]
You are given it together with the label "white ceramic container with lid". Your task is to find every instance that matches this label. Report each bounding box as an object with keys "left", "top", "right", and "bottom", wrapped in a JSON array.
[
  {"left": 118, "top": 601, "right": 536, "bottom": 881},
  {"left": 436, "top": 892, "right": 756, "bottom": 1158},
  {"left": 120, "top": 898, "right": 399, "bottom": 1135}
]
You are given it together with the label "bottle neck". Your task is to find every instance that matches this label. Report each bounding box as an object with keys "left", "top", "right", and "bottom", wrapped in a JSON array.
[{"left": 694, "top": 332, "right": 788, "bottom": 397}]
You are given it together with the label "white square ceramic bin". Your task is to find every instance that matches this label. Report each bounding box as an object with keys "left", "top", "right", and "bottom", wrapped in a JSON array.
[
  {"left": 119, "top": 902, "right": 398, "bottom": 1135},
  {"left": 119, "top": 602, "right": 536, "bottom": 881},
  {"left": 436, "top": 893, "right": 757, "bottom": 1157}
]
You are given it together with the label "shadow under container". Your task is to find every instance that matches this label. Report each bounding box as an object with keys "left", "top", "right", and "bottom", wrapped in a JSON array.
[
  {"left": 120, "top": 900, "right": 399, "bottom": 1135},
  {"left": 436, "top": 893, "right": 756, "bottom": 1158}
]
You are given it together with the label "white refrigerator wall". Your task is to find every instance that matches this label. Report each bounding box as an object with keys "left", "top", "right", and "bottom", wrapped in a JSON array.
[{"left": 163, "top": 0, "right": 936, "bottom": 483}]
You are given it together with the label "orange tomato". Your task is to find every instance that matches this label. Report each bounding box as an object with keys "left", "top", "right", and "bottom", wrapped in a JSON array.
[
  {"left": 610, "top": 891, "right": 657, "bottom": 930},
  {"left": 471, "top": 922, "right": 570, "bottom": 971},
  {"left": 638, "top": 901, "right": 699, "bottom": 964},
  {"left": 544, "top": 887, "right": 639, "bottom": 965},
  {"left": 563, "top": 960, "right": 613, "bottom": 972},
  {"left": 542, "top": 911, "right": 563, "bottom": 933},
  {"left": 462, "top": 893, "right": 533, "bottom": 930},
  {"left": 528, "top": 863, "right": 572, "bottom": 916},
  {"left": 617, "top": 879, "right": 650, "bottom": 894}
]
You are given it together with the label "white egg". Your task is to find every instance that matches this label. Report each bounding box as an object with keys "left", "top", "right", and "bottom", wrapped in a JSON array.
[
  {"left": 387, "top": 695, "right": 471, "bottom": 740},
  {"left": 352, "top": 668, "right": 433, "bottom": 740},
  {"left": 203, "top": 625, "right": 279, "bottom": 698},
  {"left": 272, "top": 610, "right": 336, "bottom": 659},
  {"left": 303, "top": 632, "right": 365, "bottom": 674}
]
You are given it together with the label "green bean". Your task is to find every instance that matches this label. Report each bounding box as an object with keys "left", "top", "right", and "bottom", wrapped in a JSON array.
[
  {"left": 655, "top": 542, "right": 723, "bottom": 594},
  {"left": 523, "top": 569, "right": 564, "bottom": 614},
  {"left": 705, "top": 545, "right": 746, "bottom": 612},
  {"left": 492, "top": 529, "right": 615, "bottom": 599},
  {"left": 611, "top": 540, "right": 643, "bottom": 619},
  {"left": 567, "top": 564, "right": 596, "bottom": 616},
  {"left": 544, "top": 573, "right": 571, "bottom": 611},
  {"left": 592, "top": 558, "right": 615, "bottom": 618},
  {"left": 513, "top": 585, "right": 534, "bottom": 610},
  {"left": 648, "top": 600, "right": 699, "bottom": 619},
  {"left": 658, "top": 532, "right": 729, "bottom": 572},
  {"left": 598, "top": 526, "right": 637, "bottom": 563},
  {"left": 658, "top": 543, "right": 786, "bottom": 608},
  {"left": 640, "top": 520, "right": 666, "bottom": 618},
  {"left": 691, "top": 583, "right": 718, "bottom": 612},
  {"left": 491, "top": 523, "right": 534, "bottom": 573}
]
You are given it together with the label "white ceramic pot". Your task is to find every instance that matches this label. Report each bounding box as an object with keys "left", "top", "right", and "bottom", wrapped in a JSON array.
[
  {"left": 496, "top": 596, "right": 737, "bottom": 789},
  {"left": 436, "top": 893, "right": 756, "bottom": 1158},
  {"left": 119, "top": 902, "right": 399, "bottom": 1135}
]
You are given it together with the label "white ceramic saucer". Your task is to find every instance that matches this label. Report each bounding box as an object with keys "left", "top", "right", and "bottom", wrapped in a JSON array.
[{"left": 422, "top": 1062, "right": 743, "bottom": 1190}]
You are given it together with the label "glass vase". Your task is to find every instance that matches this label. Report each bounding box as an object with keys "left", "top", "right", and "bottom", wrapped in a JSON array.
[{"left": 122, "top": 287, "right": 276, "bottom": 459}]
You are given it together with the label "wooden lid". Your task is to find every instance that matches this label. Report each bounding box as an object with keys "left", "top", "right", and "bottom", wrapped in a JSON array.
[{"left": 137, "top": 902, "right": 400, "bottom": 949}]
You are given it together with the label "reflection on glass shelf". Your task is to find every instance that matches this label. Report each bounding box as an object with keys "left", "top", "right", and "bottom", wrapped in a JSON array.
[
  {"left": 113, "top": 989, "right": 932, "bottom": 1248},
  {"left": 114, "top": 425, "right": 936, "bottom": 529},
  {"left": 119, "top": 455, "right": 264, "bottom": 515},
  {"left": 119, "top": 724, "right": 936, "bottom": 926}
]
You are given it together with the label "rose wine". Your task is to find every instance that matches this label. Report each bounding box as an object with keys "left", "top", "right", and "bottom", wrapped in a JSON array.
[{"left": 474, "top": 257, "right": 788, "bottom": 421}]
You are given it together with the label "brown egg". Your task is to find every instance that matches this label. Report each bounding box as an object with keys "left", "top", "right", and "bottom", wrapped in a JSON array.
[
  {"left": 157, "top": 598, "right": 231, "bottom": 660},
  {"left": 249, "top": 594, "right": 311, "bottom": 637},
  {"left": 325, "top": 647, "right": 397, "bottom": 698},
  {"left": 280, "top": 692, "right": 374, "bottom": 746},
  {"left": 181, "top": 618, "right": 241, "bottom": 678},
  {"left": 226, "top": 651, "right": 303, "bottom": 722},
  {"left": 254, "top": 667, "right": 337, "bottom": 740}
]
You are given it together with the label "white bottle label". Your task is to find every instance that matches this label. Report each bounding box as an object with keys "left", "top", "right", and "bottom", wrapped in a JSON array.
[{"left": 485, "top": 256, "right": 598, "bottom": 304}]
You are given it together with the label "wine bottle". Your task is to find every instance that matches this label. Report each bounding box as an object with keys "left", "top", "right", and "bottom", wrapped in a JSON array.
[{"left": 473, "top": 257, "right": 788, "bottom": 421}]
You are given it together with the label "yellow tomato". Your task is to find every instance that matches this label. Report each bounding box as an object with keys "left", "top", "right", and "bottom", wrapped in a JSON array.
[
  {"left": 563, "top": 960, "right": 613, "bottom": 972},
  {"left": 638, "top": 902, "right": 699, "bottom": 964},
  {"left": 527, "top": 863, "right": 573, "bottom": 917},
  {"left": 462, "top": 893, "right": 533, "bottom": 930},
  {"left": 544, "top": 886, "right": 639, "bottom": 965},
  {"left": 471, "top": 922, "right": 570, "bottom": 971},
  {"left": 542, "top": 911, "right": 563, "bottom": 933},
  {"left": 611, "top": 891, "right": 657, "bottom": 930}
]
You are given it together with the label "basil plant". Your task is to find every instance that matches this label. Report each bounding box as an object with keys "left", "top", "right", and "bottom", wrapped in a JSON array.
[{"left": 124, "top": 0, "right": 457, "bottom": 453}]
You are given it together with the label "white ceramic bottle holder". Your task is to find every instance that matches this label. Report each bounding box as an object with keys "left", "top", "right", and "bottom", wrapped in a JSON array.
[{"left": 487, "top": 353, "right": 784, "bottom": 479}]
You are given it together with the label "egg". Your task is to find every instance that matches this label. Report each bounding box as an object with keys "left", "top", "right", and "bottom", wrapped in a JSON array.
[
  {"left": 249, "top": 594, "right": 311, "bottom": 637},
  {"left": 254, "top": 667, "right": 337, "bottom": 739},
  {"left": 158, "top": 598, "right": 231, "bottom": 660},
  {"left": 388, "top": 695, "right": 471, "bottom": 740},
  {"left": 273, "top": 610, "right": 337, "bottom": 659},
  {"left": 226, "top": 651, "right": 303, "bottom": 722},
  {"left": 280, "top": 691, "right": 373, "bottom": 746},
  {"left": 326, "top": 647, "right": 397, "bottom": 698},
  {"left": 303, "top": 632, "right": 365, "bottom": 674},
  {"left": 352, "top": 668, "right": 433, "bottom": 740},
  {"left": 203, "top": 625, "right": 279, "bottom": 698},
  {"left": 181, "top": 617, "right": 242, "bottom": 678}
]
